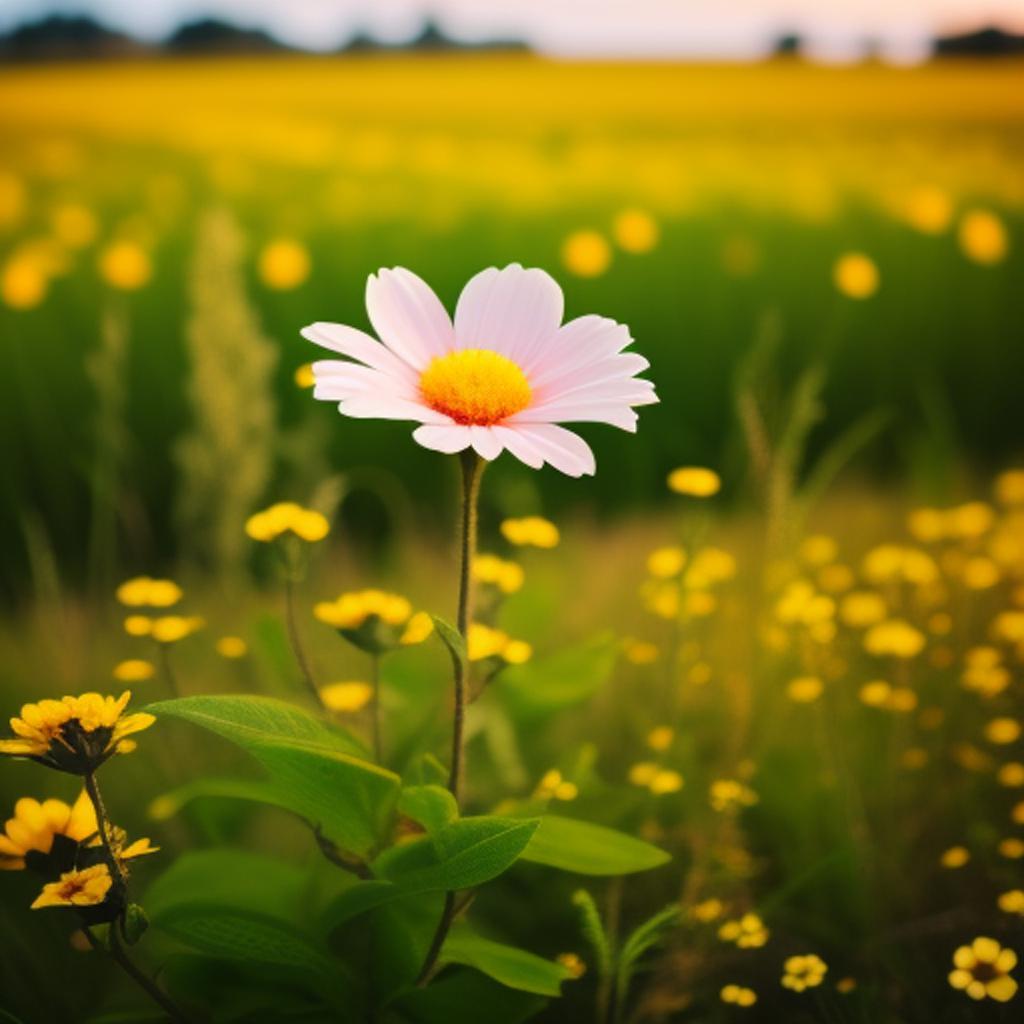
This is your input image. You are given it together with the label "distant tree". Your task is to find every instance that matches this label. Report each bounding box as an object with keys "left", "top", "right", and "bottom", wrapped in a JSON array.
[
  {"left": 0, "top": 14, "right": 143, "bottom": 61},
  {"left": 164, "top": 18, "right": 288, "bottom": 55},
  {"left": 935, "top": 26, "right": 1024, "bottom": 56}
]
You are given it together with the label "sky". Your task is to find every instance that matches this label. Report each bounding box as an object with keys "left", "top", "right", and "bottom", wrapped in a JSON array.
[{"left": 4, "top": 1, "right": 1024, "bottom": 59}]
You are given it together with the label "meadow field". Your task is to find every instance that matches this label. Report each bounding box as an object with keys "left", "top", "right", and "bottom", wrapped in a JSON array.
[{"left": 0, "top": 55, "right": 1022, "bottom": 1023}]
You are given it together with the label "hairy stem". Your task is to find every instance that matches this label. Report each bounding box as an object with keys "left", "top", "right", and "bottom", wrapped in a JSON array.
[
  {"left": 284, "top": 573, "right": 322, "bottom": 706},
  {"left": 416, "top": 450, "right": 483, "bottom": 987},
  {"left": 370, "top": 654, "right": 382, "bottom": 763},
  {"left": 84, "top": 771, "right": 126, "bottom": 889}
]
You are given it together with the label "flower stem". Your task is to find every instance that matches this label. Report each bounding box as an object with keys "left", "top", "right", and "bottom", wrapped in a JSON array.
[
  {"left": 84, "top": 771, "right": 126, "bottom": 889},
  {"left": 415, "top": 450, "right": 483, "bottom": 987},
  {"left": 84, "top": 924, "right": 193, "bottom": 1024},
  {"left": 284, "top": 574, "right": 322, "bottom": 707},
  {"left": 370, "top": 654, "right": 382, "bottom": 763},
  {"left": 156, "top": 642, "right": 179, "bottom": 698}
]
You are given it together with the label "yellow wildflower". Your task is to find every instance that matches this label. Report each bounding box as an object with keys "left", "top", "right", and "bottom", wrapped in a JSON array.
[
  {"left": 720, "top": 985, "right": 757, "bottom": 1007},
  {"left": 997, "top": 763, "right": 1024, "bottom": 788},
  {"left": 319, "top": 682, "right": 373, "bottom": 714},
  {"left": 245, "top": 502, "right": 329, "bottom": 543},
  {"left": 998, "top": 890, "right": 1024, "bottom": 917},
  {"left": 466, "top": 623, "right": 531, "bottom": 665},
  {"left": 98, "top": 241, "right": 151, "bottom": 290},
  {"left": 31, "top": 864, "right": 113, "bottom": 910},
  {"left": 667, "top": 466, "right": 720, "bottom": 497},
  {"left": 959, "top": 210, "right": 1008, "bottom": 265},
  {"left": 150, "top": 616, "right": 204, "bottom": 644},
  {"left": 315, "top": 590, "right": 411, "bottom": 630},
  {"left": 864, "top": 619, "right": 926, "bottom": 659},
  {"left": 215, "top": 636, "right": 247, "bottom": 659},
  {"left": 839, "top": 591, "right": 887, "bottom": 629},
  {"left": 782, "top": 954, "right": 828, "bottom": 992},
  {"left": 556, "top": 952, "right": 586, "bottom": 979},
  {"left": 115, "top": 576, "right": 182, "bottom": 608},
  {"left": 833, "top": 252, "right": 878, "bottom": 298},
  {"left": 995, "top": 470, "right": 1024, "bottom": 507},
  {"left": 646, "top": 546, "right": 686, "bottom": 579},
  {"left": 112, "top": 659, "right": 155, "bottom": 683},
  {"left": 624, "top": 640, "right": 658, "bottom": 665},
  {"left": 294, "top": 363, "right": 315, "bottom": 389},
  {"left": 691, "top": 898, "right": 724, "bottom": 922},
  {"left": 986, "top": 718, "right": 1022, "bottom": 746},
  {"left": 400, "top": 612, "right": 434, "bottom": 646},
  {"left": 949, "top": 937, "right": 1017, "bottom": 1002},
  {"left": 500, "top": 516, "right": 559, "bottom": 549},
  {"left": 941, "top": 846, "right": 970, "bottom": 869},
  {"left": 473, "top": 554, "right": 525, "bottom": 594},
  {"left": 647, "top": 726, "right": 674, "bottom": 752},
  {"left": 719, "top": 913, "right": 769, "bottom": 948},
  {"left": 561, "top": 230, "right": 612, "bottom": 277},
  {"left": 787, "top": 676, "right": 823, "bottom": 703},
  {"left": 710, "top": 779, "right": 758, "bottom": 814},
  {"left": 800, "top": 535, "right": 838, "bottom": 567},
  {"left": 612, "top": 209, "right": 659, "bottom": 253},
  {"left": 258, "top": 239, "right": 310, "bottom": 290},
  {"left": 0, "top": 790, "right": 97, "bottom": 870}
]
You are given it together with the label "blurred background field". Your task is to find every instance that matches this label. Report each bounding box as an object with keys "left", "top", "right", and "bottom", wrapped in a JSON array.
[{"left": 1, "top": 30, "right": 1024, "bottom": 1024}]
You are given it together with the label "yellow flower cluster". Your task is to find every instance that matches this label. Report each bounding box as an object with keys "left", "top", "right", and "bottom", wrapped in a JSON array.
[
  {"left": 535, "top": 769, "right": 578, "bottom": 802},
  {"left": 115, "top": 576, "right": 182, "bottom": 608},
  {"left": 863, "top": 618, "right": 926, "bottom": 659},
  {"left": 720, "top": 984, "right": 757, "bottom": 1007},
  {"left": 32, "top": 863, "right": 113, "bottom": 910},
  {"left": 710, "top": 778, "right": 759, "bottom": 814},
  {"left": 245, "top": 502, "right": 329, "bottom": 543},
  {"left": 500, "top": 516, "right": 559, "bottom": 549},
  {"left": 315, "top": 590, "right": 412, "bottom": 630},
  {"left": 782, "top": 954, "right": 828, "bottom": 992},
  {"left": 319, "top": 681, "right": 373, "bottom": 714},
  {"left": 667, "top": 466, "right": 721, "bottom": 497},
  {"left": 628, "top": 762, "right": 684, "bottom": 795},
  {"left": 467, "top": 623, "right": 531, "bottom": 665},
  {"left": 125, "top": 615, "right": 204, "bottom": 644},
  {"left": 718, "top": 913, "right": 769, "bottom": 948},
  {"left": 473, "top": 554, "right": 525, "bottom": 594}
]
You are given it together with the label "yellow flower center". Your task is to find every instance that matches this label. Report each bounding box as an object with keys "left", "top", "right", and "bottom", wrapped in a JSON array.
[{"left": 420, "top": 349, "right": 531, "bottom": 426}]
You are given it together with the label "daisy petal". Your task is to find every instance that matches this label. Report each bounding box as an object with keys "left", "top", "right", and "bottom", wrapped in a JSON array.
[
  {"left": 513, "top": 424, "right": 596, "bottom": 478},
  {"left": 491, "top": 425, "right": 545, "bottom": 469},
  {"left": 301, "top": 322, "right": 418, "bottom": 382},
  {"left": 413, "top": 424, "right": 474, "bottom": 454},
  {"left": 337, "top": 395, "right": 452, "bottom": 424},
  {"left": 469, "top": 426, "right": 504, "bottom": 461},
  {"left": 366, "top": 268, "right": 453, "bottom": 369},
  {"left": 454, "top": 264, "right": 563, "bottom": 365}
]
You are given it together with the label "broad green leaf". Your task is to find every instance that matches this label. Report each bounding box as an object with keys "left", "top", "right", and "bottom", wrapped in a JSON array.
[
  {"left": 522, "top": 815, "right": 669, "bottom": 875},
  {"left": 388, "top": 968, "right": 546, "bottom": 1024},
  {"left": 153, "top": 903, "right": 337, "bottom": 987},
  {"left": 498, "top": 635, "right": 617, "bottom": 718},
  {"left": 429, "top": 615, "right": 466, "bottom": 663},
  {"left": 442, "top": 926, "right": 573, "bottom": 996},
  {"left": 149, "top": 695, "right": 401, "bottom": 855},
  {"left": 398, "top": 785, "right": 458, "bottom": 834},
  {"left": 144, "top": 849, "right": 308, "bottom": 925},
  {"left": 430, "top": 816, "right": 540, "bottom": 889}
]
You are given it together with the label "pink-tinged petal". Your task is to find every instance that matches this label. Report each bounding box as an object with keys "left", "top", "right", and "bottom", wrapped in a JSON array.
[
  {"left": 366, "top": 268, "right": 454, "bottom": 370},
  {"left": 534, "top": 375, "right": 657, "bottom": 409},
  {"left": 511, "top": 401, "right": 640, "bottom": 432},
  {"left": 533, "top": 352, "right": 651, "bottom": 401},
  {"left": 454, "top": 264, "right": 563, "bottom": 364},
  {"left": 413, "top": 424, "right": 474, "bottom": 454},
  {"left": 513, "top": 424, "right": 596, "bottom": 477},
  {"left": 469, "top": 426, "right": 504, "bottom": 461},
  {"left": 300, "top": 323, "right": 418, "bottom": 382},
  {"left": 312, "top": 361, "right": 419, "bottom": 402},
  {"left": 527, "top": 315, "right": 633, "bottom": 386},
  {"left": 490, "top": 425, "right": 545, "bottom": 469},
  {"left": 337, "top": 394, "right": 452, "bottom": 424}
]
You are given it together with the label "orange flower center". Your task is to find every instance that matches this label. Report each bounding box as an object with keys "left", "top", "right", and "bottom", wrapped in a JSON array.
[{"left": 420, "top": 349, "right": 531, "bottom": 426}]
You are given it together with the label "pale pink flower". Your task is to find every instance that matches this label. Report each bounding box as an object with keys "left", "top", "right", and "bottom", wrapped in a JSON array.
[{"left": 302, "top": 264, "right": 657, "bottom": 477}]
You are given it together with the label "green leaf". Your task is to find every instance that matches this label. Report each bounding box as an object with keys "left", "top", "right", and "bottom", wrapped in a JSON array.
[
  {"left": 144, "top": 849, "right": 308, "bottom": 925},
  {"left": 153, "top": 903, "right": 337, "bottom": 986},
  {"left": 430, "top": 615, "right": 466, "bottom": 663},
  {"left": 615, "top": 904, "right": 682, "bottom": 1009},
  {"left": 149, "top": 695, "right": 401, "bottom": 855},
  {"left": 522, "top": 816, "right": 670, "bottom": 875},
  {"left": 498, "top": 635, "right": 617, "bottom": 718},
  {"left": 442, "top": 926, "right": 572, "bottom": 996},
  {"left": 398, "top": 786, "right": 458, "bottom": 834},
  {"left": 148, "top": 777, "right": 291, "bottom": 822}
]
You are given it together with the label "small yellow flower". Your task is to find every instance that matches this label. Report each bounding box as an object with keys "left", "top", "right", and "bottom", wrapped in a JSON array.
[
  {"left": 258, "top": 238, "right": 311, "bottom": 290},
  {"left": 800, "top": 535, "right": 838, "bottom": 567},
  {"left": 998, "top": 890, "right": 1024, "bottom": 917},
  {"left": 500, "top": 516, "right": 559, "bottom": 549},
  {"left": 948, "top": 936, "right": 1017, "bottom": 1002},
  {"left": 123, "top": 615, "right": 153, "bottom": 637},
  {"left": 787, "top": 676, "right": 823, "bottom": 703},
  {"left": 535, "top": 770, "right": 578, "bottom": 801},
  {"left": 112, "top": 659, "right": 155, "bottom": 683},
  {"left": 473, "top": 554, "right": 525, "bottom": 594},
  {"left": 903, "top": 186, "right": 952, "bottom": 235},
  {"left": 959, "top": 210, "right": 1008, "bottom": 265},
  {"left": 215, "top": 636, "right": 247, "bottom": 659},
  {"left": 319, "top": 682, "right": 373, "bottom": 714},
  {"left": 628, "top": 762, "right": 659, "bottom": 787},
  {"left": 963, "top": 557, "right": 1000, "bottom": 590},
  {"left": 400, "top": 611, "right": 434, "bottom": 646},
  {"left": 0, "top": 790, "right": 97, "bottom": 870},
  {"left": 98, "top": 241, "right": 151, "bottom": 291},
  {"left": 556, "top": 952, "right": 586, "bottom": 979},
  {"left": 907, "top": 507, "right": 946, "bottom": 543},
  {"left": 720, "top": 984, "right": 757, "bottom": 1007},
  {"left": 839, "top": 591, "right": 887, "bottom": 629},
  {"left": 294, "top": 363, "right": 316, "bottom": 389},
  {"left": 465, "top": 623, "right": 531, "bottom": 665},
  {"left": 2, "top": 257, "right": 48, "bottom": 310},
  {"left": 50, "top": 203, "right": 97, "bottom": 248},
  {"left": 986, "top": 718, "right": 1022, "bottom": 745},
  {"left": 116, "top": 576, "right": 182, "bottom": 609},
  {"left": 315, "top": 590, "right": 411, "bottom": 630},
  {"left": 833, "top": 252, "right": 878, "bottom": 299},
  {"left": 690, "top": 898, "right": 724, "bottom": 923},
  {"left": 646, "top": 546, "right": 686, "bottom": 579},
  {"left": 150, "top": 615, "right": 204, "bottom": 645},
  {"left": 995, "top": 469, "right": 1024, "bottom": 507},
  {"left": 31, "top": 864, "right": 113, "bottom": 910},
  {"left": 623, "top": 640, "right": 658, "bottom": 665},
  {"left": 719, "top": 913, "right": 769, "bottom": 948},
  {"left": 647, "top": 726, "right": 674, "bottom": 752},
  {"left": 836, "top": 976, "right": 858, "bottom": 994},
  {"left": 782, "top": 954, "right": 828, "bottom": 992},
  {"left": 859, "top": 680, "right": 892, "bottom": 707},
  {"left": 0, "top": 691, "right": 155, "bottom": 773},
  {"left": 612, "top": 209, "right": 659, "bottom": 254},
  {"left": 648, "top": 770, "right": 684, "bottom": 795},
  {"left": 667, "top": 466, "right": 720, "bottom": 497},
  {"left": 561, "top": 230, "right": 612, "bottom": 277},
  {"left": 710, "top": 779, "right": 758, "bottom": 814},
  {"left": 863, "top": 619, "right": 926, "bottom": 659},
  {"left": 941, "top": 846, "right": 970, "bottom": 869},
  {"left": 997, "top": 763, "right": 1024, "bottom": 788},
  {"left": 246, "top": 502, "right": 329, "bottom": 543}
]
